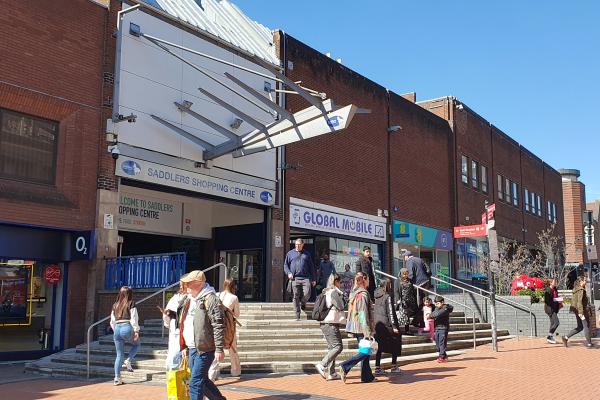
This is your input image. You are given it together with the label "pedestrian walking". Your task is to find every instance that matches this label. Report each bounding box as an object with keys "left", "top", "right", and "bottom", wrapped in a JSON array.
[
  {"left": 373, "top": 279, "right": 402, "bottom": 375},
  {"left": 543, "top": 278, "right": 562, "bottom": 344},
  {"left": 394, "top": 268, "right": 418, "bottom": 334},
  {"left": 562, "top": 276, "right": 593, "bottom": 348},
  {"left": 179, "top": 270, "right": 226, "bottom": 400},
  {"left": 355, "top": 246, "right": 376, "bottom": 301},
  {"left": 429, "top": 295, "right": 453, "bottom": 363},
  {"left": 160, "top": 277, "right": 188, "bottom": 370},
  {"left": 339, "top": 272, "right": 375, "bottom": 383},
  {"left": 209, "top": 278, "right": 241, "bottom": 380},
  {"left": 110, "top": 286, "right": 140, "bottom": 386},
  {"left": 318, "top": 253, "right": 335, "bottom": 294},
  {"left": 284, "top": 238, "right": 316, "bottom": 321},
  {"left": 315, "top": 273, "right": 346, "bottom": 381}
]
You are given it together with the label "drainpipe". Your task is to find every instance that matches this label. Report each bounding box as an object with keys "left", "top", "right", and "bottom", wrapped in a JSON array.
[{"left": 386, "top": 89, "right": 392, "bottom": 274}]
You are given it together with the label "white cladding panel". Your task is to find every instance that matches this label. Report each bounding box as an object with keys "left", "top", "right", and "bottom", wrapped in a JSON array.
[{"left": 116, "top": 7, "right": 277, "bottom": 181}]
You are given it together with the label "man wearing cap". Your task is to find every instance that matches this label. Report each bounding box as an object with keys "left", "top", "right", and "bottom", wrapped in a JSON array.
[{"left": 179, "top": 270, "right": 226, "bottom": 400}]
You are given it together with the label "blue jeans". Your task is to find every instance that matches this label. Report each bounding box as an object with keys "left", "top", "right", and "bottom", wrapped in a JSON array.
[
  {"left": 188, "top": 348, "right": 226, "bottom": 400},
  {"left": 339, "top": 334, "right": 374, "bottom": 383},
  {"left": 434, "top": 330, "right": 448, "bottom": 358},
  {"left": 113, "top": 323, "right": 140, "bottom": 377}
]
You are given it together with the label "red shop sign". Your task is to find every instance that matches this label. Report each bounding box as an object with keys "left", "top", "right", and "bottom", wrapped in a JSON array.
[
  {"left": 44, "top": 264, "right": 61, "bottom": 284},
  {"left": 453, "top": 224, "right": 487, "bottom": 239}
]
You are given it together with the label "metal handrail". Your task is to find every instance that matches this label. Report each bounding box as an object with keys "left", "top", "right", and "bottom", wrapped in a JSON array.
[
  {"left": 375, "top": 270, "right": 478, "bottom": 349},
  {"left": 86, "top": 262, "right": 225, "bottom": 379},
  {"left": 436, "top": 273, "right": 536, "bottom": 337}
]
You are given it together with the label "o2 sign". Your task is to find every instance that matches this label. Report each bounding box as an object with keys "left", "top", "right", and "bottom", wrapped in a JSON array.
[{"left": 70, "top": 231, "right": 93, "bottom": 260}]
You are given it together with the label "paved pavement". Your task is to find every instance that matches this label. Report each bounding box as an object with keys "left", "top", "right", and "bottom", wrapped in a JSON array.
[{"left": 2, "top": 337, "right": 599, "bottom": 399}]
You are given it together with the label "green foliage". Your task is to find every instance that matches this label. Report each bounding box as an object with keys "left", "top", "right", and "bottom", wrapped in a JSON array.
[{"left": 515, "top": 288, "right": 545, "bottom": 303}]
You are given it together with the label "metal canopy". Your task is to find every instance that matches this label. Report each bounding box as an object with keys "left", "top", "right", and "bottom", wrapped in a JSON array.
[{"left": 131, "top": 23, "right": 365, "bottom": 162}]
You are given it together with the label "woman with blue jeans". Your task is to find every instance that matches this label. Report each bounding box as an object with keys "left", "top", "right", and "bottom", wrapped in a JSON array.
[
  {"left": 339, "top": 272, "right": 375, "bottom": 383},
  {"left": 110, "top": 286, "right": 141, "bottom": 385}
]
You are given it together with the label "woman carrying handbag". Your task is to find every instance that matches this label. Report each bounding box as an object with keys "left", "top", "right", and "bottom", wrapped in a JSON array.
[{"left": 373, "top": 279, "right": 402, "bottom": 375}]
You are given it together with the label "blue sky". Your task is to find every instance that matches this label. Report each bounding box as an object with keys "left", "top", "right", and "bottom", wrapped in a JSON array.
[{"left": 235, "top": 0, "right": 600, "bottom": 200}]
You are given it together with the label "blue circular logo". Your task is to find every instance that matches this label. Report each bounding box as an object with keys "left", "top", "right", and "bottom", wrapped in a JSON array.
[
  {"left": 121, "top": 160, "right": 141, "bottom": 176},
  {"left": 260, "top": 191, "right": 273, "bottom": 204}
]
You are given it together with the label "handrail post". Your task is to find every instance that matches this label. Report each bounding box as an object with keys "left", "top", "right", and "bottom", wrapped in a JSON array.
[
  {"left": 472, "top": 311, "right": 477, "bottom": 349},
  {"left": 162, "top": 289, "right": 166, "bottom": 338},
  {"left": 515, "top": 309, "right": 519, "bottom": 341},
  {"left": 463, "top": 290, "right": 467, "bottom": 324}
]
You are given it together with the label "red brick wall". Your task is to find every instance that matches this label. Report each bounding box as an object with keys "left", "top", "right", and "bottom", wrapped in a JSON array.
[
  {"left": 0, "top": 0, "right": 108, "bottom": 229},
  {"left": 544, "top": 164, "right": 565, "bottom": 243},
  {"left": 388, "top": 92, "right": 453, "bottom": 230},
  {"left": 520, "top": 148, "right": 545, "bottom": 245},
  {"left": 563, "top": 179, "right": 586, "bottom": 264}
]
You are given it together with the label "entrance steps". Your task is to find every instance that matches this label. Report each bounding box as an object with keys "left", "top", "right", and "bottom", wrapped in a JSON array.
[{"left": 25, "top": 302, "right": 514, "bottom": 382}]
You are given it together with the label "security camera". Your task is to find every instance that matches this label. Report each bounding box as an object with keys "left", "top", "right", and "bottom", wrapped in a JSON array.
[
  {"left": 108, "top": 144, "right": 120, "bottom": 160},
  {"left": 115, "top": 113, "right": 137, "bottom": 123}
]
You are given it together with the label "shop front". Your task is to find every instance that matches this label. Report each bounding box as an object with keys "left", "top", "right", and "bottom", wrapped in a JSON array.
[
  {"left": 0, "top": 223, "right": 92, "bottom": 360},
  {"left": 289, "top": 198, "right": 387, "bottom": 292},
  {"left": 455, "top": 238, "right": 488, "bottom": 282},
  {"left": 114, "top": 157, "right": 274, "bottom": 302},
  {"left": 392, "top": 220, "right": 453, "bottom": 288}
]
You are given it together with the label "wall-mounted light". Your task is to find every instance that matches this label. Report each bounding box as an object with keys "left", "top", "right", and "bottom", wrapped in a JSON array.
[{"left": 387, "top": 125, "right": 402, "bottom": 133}]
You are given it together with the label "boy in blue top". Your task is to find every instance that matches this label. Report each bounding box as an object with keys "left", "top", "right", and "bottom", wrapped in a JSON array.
[{"left": 429, "top": 295, "right": 453, "bottom": 363}]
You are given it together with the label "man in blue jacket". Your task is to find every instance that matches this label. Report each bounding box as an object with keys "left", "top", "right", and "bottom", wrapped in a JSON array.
[{"left": 284, "top": 238, "right": 316, "bottom": 320}]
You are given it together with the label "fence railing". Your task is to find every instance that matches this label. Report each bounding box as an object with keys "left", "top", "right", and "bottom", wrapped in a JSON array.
[{"left": 104, "top": 252, "right": 186, "bottom": 289}]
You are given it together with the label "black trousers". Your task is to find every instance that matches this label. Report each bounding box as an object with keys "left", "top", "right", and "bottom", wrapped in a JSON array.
[{"left": 547, "top": 312, "right": 560, "bottom": 335}]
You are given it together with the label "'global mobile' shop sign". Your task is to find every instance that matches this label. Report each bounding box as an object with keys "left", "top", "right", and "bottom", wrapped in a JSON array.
[
  {"left": 116, "top": 157, "right": 275, "bottom": 206},
  {"left": 290, "top": 205, "right": 386, "bottom": 241}
]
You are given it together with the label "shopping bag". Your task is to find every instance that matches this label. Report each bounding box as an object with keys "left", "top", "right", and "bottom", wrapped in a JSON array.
[
  {"left": 358, "top": 337, "right": 378, "bottom": 355},
  {"left": 167, "top": 357, "right": 191, "bottom": 400}
]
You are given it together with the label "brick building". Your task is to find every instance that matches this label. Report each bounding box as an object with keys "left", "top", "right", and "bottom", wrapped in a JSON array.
[
  {"left": 419, "top": 97, "right": 564, "bottom": 280},
  {"left": 561, "top": 169, "right": 587, "bottom": 264},
  {"left": 0, "top": 0, "right": 111, "bottom": 360}
]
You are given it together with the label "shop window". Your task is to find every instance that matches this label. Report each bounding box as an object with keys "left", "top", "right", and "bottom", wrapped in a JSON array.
[
  {"left": 461, "top": 155, "right": 469, "bottom": 184},
  {"left": 512, "top": 182, "right": 518, "bottom": 206},
  {"left": 0, "top": 108, "right": 58, "bottom": 185},
  {"left": 537, "top": 195, "right": 542, "bottom": 217},
  {"left": 471, "top": 160, "right": 478, "bottom": 189},
  {"left": 481, "top": 165, "right": 488, "bottom": 193},
  {"left": 524, "top": 188, "right": 530, "bottom": 212}
]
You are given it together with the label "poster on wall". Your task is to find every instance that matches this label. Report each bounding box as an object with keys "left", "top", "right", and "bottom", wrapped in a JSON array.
[
  {"left": 0, "top": 266, "right": 30, "bottom": 323},
  {"left": 118, "top": 191, "right": 183, "bottom": 235}
]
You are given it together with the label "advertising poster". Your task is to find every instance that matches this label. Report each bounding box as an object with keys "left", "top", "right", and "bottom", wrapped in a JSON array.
[{"left": 0, "top": 266, "right": 30, "bottom": 323}]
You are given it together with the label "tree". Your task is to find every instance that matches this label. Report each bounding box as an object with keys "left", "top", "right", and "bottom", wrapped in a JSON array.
[{"left": 537, "top": 227, "right": 568, "bottom": 288}]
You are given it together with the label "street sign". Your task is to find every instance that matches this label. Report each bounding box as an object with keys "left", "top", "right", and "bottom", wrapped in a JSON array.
[
  {"left": 453, "top": 224, "right": 487, "bottom": 238},
  {"left": 584, "top": 225, "right": 594, "bottom": 234},
  {"left": 587, "top": 245, "right": 598, "bottom": 261}
]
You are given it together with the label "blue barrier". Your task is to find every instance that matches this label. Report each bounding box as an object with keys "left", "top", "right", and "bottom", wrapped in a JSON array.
[{"left": 104, "top": 252, "right": 186, "bottom": 289}]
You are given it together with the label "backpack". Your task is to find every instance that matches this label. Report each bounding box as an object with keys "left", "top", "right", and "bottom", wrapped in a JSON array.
[
  {"left": 312, "top": 291, "right": 331, "bottom": 321},
  {"left": 202, "top": 295, "right": 240, "bottom": 350}
]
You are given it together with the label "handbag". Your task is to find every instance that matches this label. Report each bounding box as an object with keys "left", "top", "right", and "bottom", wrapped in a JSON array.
[
  {"left": 167, "top": 357, "right": 191, "bottom": 400},
  {"left": 396, "top": 305, "right": 409, "bottom": 327},
  {"left": 358, "top": 337, "right": 378, "bottom": 355}
]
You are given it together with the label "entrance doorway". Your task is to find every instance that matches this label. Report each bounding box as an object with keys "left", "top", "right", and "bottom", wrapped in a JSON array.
[{"left": 224, "top": 249, "right": 263, "bottom": 302}]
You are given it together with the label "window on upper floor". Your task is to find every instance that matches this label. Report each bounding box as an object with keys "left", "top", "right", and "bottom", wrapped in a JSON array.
[
  {"left": 547, "top": 201, "right": 552, "bottom": 222},
  {"left": 471, "top": 160, "right": 479, "bottom": 189},
  {"left": 524, "top": 188, "right": 530, "bottom": 212},
  {"left": 504, "top": 178, "right": 511, "bottom": 203},
  {"left": 537, "top": 194, "right": 542, "bottom": 217},
  {"left": 481, "top": 165, "right": 488, "bottom": 193},
  {"left": 530, "top": 191, "right": 536, "bottom": 214},
  {"left": 0, "top": 108, "right": 58, "bottom": 185},
  {"left": 552, "top": 203, "right": 557, "bottom": 224},
  {"left": 497, "top": 175, "right": 503, "bottom": 200},
  {"left": 461, "top": 155, "right": 469, "bottom": 184},
  {"left": 512, "top": 182, "right": 518, "bottom": 206}
]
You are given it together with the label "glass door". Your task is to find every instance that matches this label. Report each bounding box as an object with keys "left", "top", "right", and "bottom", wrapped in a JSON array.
[{"left": 225, "top": 249, "right": 263, "bottom": 302}]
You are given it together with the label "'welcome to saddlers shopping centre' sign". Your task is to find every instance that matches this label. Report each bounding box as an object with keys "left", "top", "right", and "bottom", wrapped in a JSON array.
[{"left": 290, "top": 205, "right": 386, "bottom": 241}]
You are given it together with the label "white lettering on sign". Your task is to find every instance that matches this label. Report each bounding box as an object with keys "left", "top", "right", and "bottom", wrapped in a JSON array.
[
  {"left": 116, "top": 157, "right": 275, "bottom": 206},
  {"left": 290, "top": 205, "right": 386, "bottom": 242}
]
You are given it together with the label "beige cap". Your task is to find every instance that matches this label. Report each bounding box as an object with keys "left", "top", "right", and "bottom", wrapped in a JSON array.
[{"left": 180, "top": 270, "right": 206, "bottom": 283}]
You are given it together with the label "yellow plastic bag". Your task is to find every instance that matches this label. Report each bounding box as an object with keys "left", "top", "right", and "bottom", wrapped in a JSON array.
[{"left": 167, "top": 357, "right": 191, "bottom": 400}]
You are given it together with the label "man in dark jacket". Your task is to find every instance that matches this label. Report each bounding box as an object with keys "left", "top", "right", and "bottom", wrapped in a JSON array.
[
  {"left": 284, "top": 238, "right": 316, "bottom": 320},
  {"left": 404, "top": 251, "right": 431, "bottom": 289},
  {"left": 429, "top": 295, "right": 454, "bottom": 363},
  {"left": 355, "top": 246, "right": 376, "bottom": 300},
  {"left": 179, "top": 270, "right": 226, "bottom": 400}
]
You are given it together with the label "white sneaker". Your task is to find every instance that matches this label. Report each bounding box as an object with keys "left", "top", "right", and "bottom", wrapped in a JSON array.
[
  {"left": 326, "top": 372, "right": 340, "bottom": 381},
  {"left": 546, "top": 336, "right": 556, "bottom": 344},
  {"left": 122, "top": 358, "right": 134, "bottom": 372},
  {"left": 315, "top": 363, "right": 326, "bottom": 379},
  {"left": 114, "top": 376, "right": 123, "bottom": 386}
]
